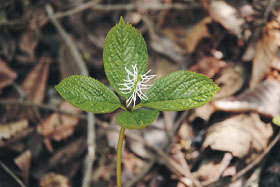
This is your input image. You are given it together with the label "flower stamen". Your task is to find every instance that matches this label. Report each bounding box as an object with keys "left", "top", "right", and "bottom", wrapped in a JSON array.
[{"left": 119, "top": 65, "right": 156, "bottom": 107}]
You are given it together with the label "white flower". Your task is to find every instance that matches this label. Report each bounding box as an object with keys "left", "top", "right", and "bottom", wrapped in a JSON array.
[{"left": 119, "top": 65, "right": 156, "bottom": 107}]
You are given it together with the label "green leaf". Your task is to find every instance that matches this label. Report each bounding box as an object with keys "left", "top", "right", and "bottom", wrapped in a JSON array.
[
  {"left": 103, "top": 17, "right": 148, "bottom": 98},
  {"left": 141, "top": 70, "right": 219, "bottom": 111},
  {"left": 55, "top": 75, "right": 121, "bottom": 113},
  {"left": 116, "top": 109, "right": 159, "bottom": 129},
  {"left": 273, "top": 115, "right": 280, "bottom": 126}
]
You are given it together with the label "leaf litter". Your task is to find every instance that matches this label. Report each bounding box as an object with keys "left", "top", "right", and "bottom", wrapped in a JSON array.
[{"left": 1, "top": 1, "right": 280, "bottom": 187}]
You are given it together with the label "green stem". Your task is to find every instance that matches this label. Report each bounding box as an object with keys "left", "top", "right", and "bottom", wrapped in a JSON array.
[{"left": 116, "top": 127, "right": 126, "bottom": 187}]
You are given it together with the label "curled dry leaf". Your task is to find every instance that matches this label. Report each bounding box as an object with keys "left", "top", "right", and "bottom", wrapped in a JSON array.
[
  {"left": 184, "top": 17, "right": 212, "bottom": 54},
  {"left": 188, "top": 56, "right": 226, "bottom": 78},
  {"left": 271, "top": 54, "right": 280, "bottom": 71},
  {"left": 0, "top": 119, "right": 28, "bottom": 144},
  {"left": 14, "top": 150, "right": 32, "bottom": 185},
  {"left": 203, "top": 113, "right": 273, "bottom": 162},
  {"left": 250, "top": 10, "right": 280, "bottom": 88},
  {"left": 37, "top": 102, "right": 80, "bottom": 151},
  {"left": 19, "top": 56, "right": 51, "bottom": 121},
  {"left": 142, "top": 15, "right": 186, "bottom": 64},
  {"left": 48, "top": 138, "right": 86, "bottom": 168},
  {"left": 22, "top": 56, "right": 51, "bottom": 103},
  {"left": 213, "top": 63, "right": 246, "bottom": 99},
  {"left": 40, "top": 172, "right": 70, "bottom": 187},
  {"left": 213, "top": 80, "right": 280, "bottom": 117},
  {"left": 150, "top": 34, "right": 186, "bottom": 64},
  {"left": 17, "top": 29, "right": 40, "bottom": 63},
  {"left": 190, "top": 102, "right": 215, "bottom": 122},
  {"left": 208, "top": 1, "right": 244, "bottom": 36},
  {"left": 0, "top": 58, "right": 17, "bottom": 92},
  {"left": 59, "top": 44, "right": 85, "bottom": 79}
]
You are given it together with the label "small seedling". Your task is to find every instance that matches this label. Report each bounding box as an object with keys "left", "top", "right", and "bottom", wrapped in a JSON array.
[
  {"left": 273, "top": 115, "right": 280, "bottom": 126},
  {"left": 55, "top": 17, "right": 219, "bottom": 187}
]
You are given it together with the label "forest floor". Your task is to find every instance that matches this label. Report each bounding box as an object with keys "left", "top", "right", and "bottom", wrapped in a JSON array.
[{"left": 1, "top": 0, "right": 280, "bottom": 186}]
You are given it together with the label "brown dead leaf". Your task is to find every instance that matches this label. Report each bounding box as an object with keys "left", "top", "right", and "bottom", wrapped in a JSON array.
[
  {"left": 37, "top": 102, "right": 80, "bottom": 152},
  {"left": 267, "top": 69, "right": 280, "bottom": 82},
  {"left": 208, "top": 1, "right": 244, "bottom": 36},
  {"left": 0, "top": 58, "right": 17, "bottom": 92},
  {"left": 190, "top": 102, "right": 215, "bottom": 122},
  {"left": 17, "top": 30, "right": 39, "bottom": 63},
  {"left": 14, "top": 150, "right": 32, "bottom": 185},
  {"left": 142, "top": 15, "right": 186, "bottom": 64},
  {"left": 48, "top": 138, "right": 86, "bottom": 168},
  {"left": 192, "top": 154, "right": 225, "bottom": 182},
  {"left": 0, "top": 119, "right": 28, "bottom": 144},
  {"left": 250, "top": 10, "right": 280, "bottom": 88},
  {"left": 271, "top": 55, "right": 280, "bottom": 71},
  {"left": 21, "top": 56, "right": 51, "bottom": 103},
  {"left": 40, "top": 172, "right": 70, "bottom": 187},
  {"left": 188, "top": 57, "right": 226, "bottom": 78},
  {"left": 213, "top": 80, "right": 280, "bottom": 117},
  {"left": 153, "top": 55, "right": 179, "bottom": 78},
  {"left": 213, "top": 63, "right": 246, "bottom": 99},
  {"left": 184, "top": 17, "right": 212, "bottom": 54},
  {"left": 59, "top": 44, "right": 85, "bottom": 79},
  {"left": 150, "top": 34, "right": 186, "bottom": 64},
  {"left": 19, "top": 56, "right": 51, "bottom": 121},
  {"left": 203, "top": 113, "right": 273, "bottom": 161}
]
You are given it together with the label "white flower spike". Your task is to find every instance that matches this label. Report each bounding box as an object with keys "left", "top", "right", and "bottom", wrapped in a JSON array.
[{"left": 119, "top": 65, "right": 156, "bottom": 107}]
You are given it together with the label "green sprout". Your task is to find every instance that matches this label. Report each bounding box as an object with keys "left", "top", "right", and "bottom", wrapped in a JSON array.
[
  {"left": 273, "top": 115, "right": 280, "bottom": 126},
  {"left": 55, "top": 17, "right": 219, "bottom": 187}
]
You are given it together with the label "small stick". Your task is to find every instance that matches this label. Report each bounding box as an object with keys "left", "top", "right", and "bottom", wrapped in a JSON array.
[
  {"left": 230, "top": 132, "right": 280, "bottom": 184},
  {"left": 46, "top": 5, "right": 96, "bottom": 187},
  {"left": 0, "top": 161, "right": 26, "bottom": 187}
]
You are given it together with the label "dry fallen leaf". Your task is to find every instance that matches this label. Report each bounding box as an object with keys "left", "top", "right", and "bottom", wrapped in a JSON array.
[
  {"left": 37, "top": 102, "right": 80, "bottom": 152},
  {"left": 21, "top": 56, "right": 51, "bottom": 103},
  {"left": 208, "top": 1, "right": 244, "bottom": 36},
  {"left": 153, "top": 55, "right": 179, "bottom": 78},
  {"left": 142, "top": 15, "right": 186, "bottom": 64},
  {"left": 59, "top": 44, "right": 85, "bottom": 79},
  {"left": 48, "top": 138, "right": 86, "bottom": 168},
  {"left": 17, "top": 29, "right": 40, "bottom": 63},
  {"left": 14, "top": 150, "right": 32, "bottom": 185},
  {"left": 203, "top": 113, "right": 273, "bottom": 161},
  {"left": 184, "top": 17, "right": 212, "bottom": 54},
  {"left": 213, "top": 80, "right": 280, "bottom": 117},
  {"left": 188, "top": 56, "right": 226, "bottom": 78},
  {"left": 213, "top": 63, "right": 246, "bottom": 99},
  {"left": 0, "top": 58, "right": 17, "bottom": 92},
  {"left": 40, "top": 172, "right": 70, "bottom": 187},
  {"left": 150, "top": 34, "right": 186, "bottom": 65},
  {"left": 19, "top": 56, "right": 51, "bottom": 121},
  {"left": 192, "top": 154, "right": 226, "bottom": 182},
  {"left": 190, "top": 102, "right": 216, "bottom": 122},
  {"left": 0, "top": 119, "right": 28, "bottom": 144},
  {"left": 250, "top": 9, "right": 280, "bottom": 88}
]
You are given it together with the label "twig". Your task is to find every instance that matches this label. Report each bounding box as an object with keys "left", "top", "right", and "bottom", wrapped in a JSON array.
[
  {"left": 82, "top": 112, "right": 96, "bottom": 187},
  {"left": 264, "top": 0, "right": 276, "bottom": 18},
  {"left": 46, "top": 5, "right": 88, "bottom": 75},
  {"left": 89, "top": 2, "right": 200, "bottom": 11},
  {"left": 124, "top": 157, "right": 156, "bottom": 187},
  {"left": 0, "top": 99, "right": 87, "bottom": 119},
  {"left": 124, "top": 110, "right": 201, "bottom": 187},
  {"left": 46, "top": 5, "right": 96, "bottom": 187},
  {"left": 53, "top": 0, "right": 101, "bottom": 19},
  {"left": 52, "top": 2, "right": 200, "bottom": 20},
  {"left": 176, "top": 147, "right": 202, "bottom": 187},
  {"left": 0, "top": 98, "right": 197, "bottom": 185},
  {"left": 230, "top": 132, "right": 280, "bottom": 184},
  {"left": 0, "top": 161, "right": 26, "bottom": 187},
  {"left": 205, "top": 132, "right": 280, "bottom": 186}
]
